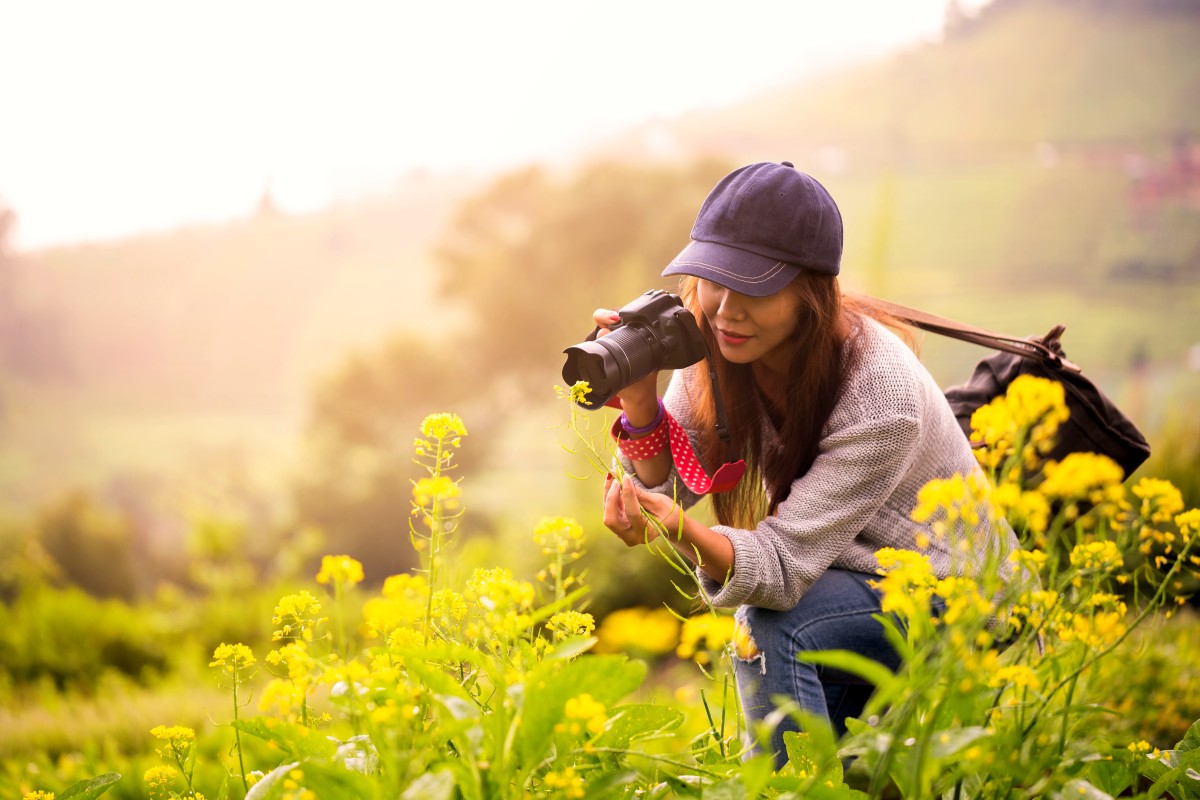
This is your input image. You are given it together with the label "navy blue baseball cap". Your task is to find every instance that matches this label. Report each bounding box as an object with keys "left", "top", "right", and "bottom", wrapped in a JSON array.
[{"left": 662, "top": 161, "right": 843, "bottom": 296}]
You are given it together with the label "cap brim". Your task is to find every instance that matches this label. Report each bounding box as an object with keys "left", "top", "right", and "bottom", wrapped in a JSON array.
[{"left": 661, "top": 240, "right": 801, "bottom": 297}]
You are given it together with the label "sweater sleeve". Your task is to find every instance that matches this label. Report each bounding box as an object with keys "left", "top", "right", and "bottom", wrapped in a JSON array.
[{"left": 698, "top": 407, "right": 923, "bottom": 610}]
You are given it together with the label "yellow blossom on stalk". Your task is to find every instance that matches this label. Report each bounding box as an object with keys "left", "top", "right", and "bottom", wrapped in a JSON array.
[
  {"left": 910, "top": 472, "right": 992, "bottom": 541},
  {"left": 555, "top": 693, "right": 607, "bottom": 737},
  {"left": 23, "top": 792, "right": 56, "bottom": 800},
  {"left": 1038, "top": 453, "right": 1126, "bottom": 508},
  {"left": 316, "top": 554, "right": 364, "bottom": 587},
  {"left": 1007, "top": 588, "right": 1063, "bottom": 634},
  {"left": 987, "top": 664, "right": 1041, "bottom": 693},
  {"left": 1133, "top": 478, "right": 1185, "bottom": 523},
  {"left": 555, "top": 381, "right": 593, "bottom": 407},
  {"left": 543, "top": 766, "right": 586, "bottom": 799},
  {"left": 1069, "top": 540, "right": 1124, "bottom": 573},
  {"left": 969, "top": 375, "right": 1069, "bottom": 471},
  {"left": 463, "top": 567, "right": 535, "bottom": 648},
  {"left": 546, "top": 610, "right": 596, "bottom": 640},
  {"left": 412, "top": 476, "right": 462, "bottom": 512},
  {"left": 432, "top": 588, "right": 468, "bottom": 621},
  {"left": 594, "top": 606, "right": 681, "bottom": 655},
  {"left": 259, "top": 677, "right": 306, "bottom": 719},
  {"left": 266, "top": 641, "right": 313, "bottom": 683},
  {"left": 676, "top": 613, "right": 736, "bottom": 664},
  {"left": 272, "top": 590, "right": 323, "bottom": 642},
  {"left": 934, "top": 575, "right": 993, "bottom": 625},
  {"left": 533, "top": 515, "right": 586, "bottom": 557},
  {"left": 419, "top": 412, "right": 467, "bottom": 442},
  {"left": 872, "top": 548, "right": 937, "bottom": 619},
  {"left": 210, "top": 642, "right": 256, "bottom": 682},
  {"left": 1056, "top": 594, "right": 1128, "bottom": 647},
  {"left": 363, "top": 576, "right": 427, "bottom": 639},
  {"left": 143, "top": 766, "right": 177, "bottom": 800},
  {"left": 1177, "top": 509, "right": 1200, "bottom": 534},
  {"left": 1128, "top": 740, "right": 1153, "bottom": 754},
  {"left": 990, "top": 483, "right": 1051, "bottom": 536},
  {"left": 150, "top": 725, "right": 195, "bottom": 761}
]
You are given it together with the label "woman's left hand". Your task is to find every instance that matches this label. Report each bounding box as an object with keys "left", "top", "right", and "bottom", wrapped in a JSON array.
[{"left": 603, "top": 475, "right": 682, "bottom": 547}]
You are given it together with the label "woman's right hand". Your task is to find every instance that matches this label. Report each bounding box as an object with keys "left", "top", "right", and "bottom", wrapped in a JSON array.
[{"left": 591, "top": 307, "right": 660, "bottom": 415}]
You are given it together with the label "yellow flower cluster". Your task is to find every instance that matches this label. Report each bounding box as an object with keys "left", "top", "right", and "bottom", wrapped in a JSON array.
[
  {"left": 555, "top": 693, "right": 607, "bottom": 737},
  {"left": 1069, "top": 540, "right": 1124, "bottom": 573},
  {"left": 419, "top": 412, "right": 467, "bottom": 442},
  {"left": 543, "top": 765, "right": 586, "bottom": 799},
  {"left": 143, "top": 765, "right": 178, "bottom": 800},
  {"left": 555, "top": 380, "right": 593, "bottom": 407},
  {"left": 990, "top": 483, "right": 1051, "bottom": 536},
  {"left": 594, "top": 606, "right": 680, "bottom": 656},
  {"left": 546, "top": 610, "right": 596, "bottom": 641},
  {"left": 676, "top": 613, "right": 735, "bottom": 664},
  {"left": 463, "top": 567, "right": 535, "bottom": 650},
  {"left": 272, "top": 591, "right": 324, "bottom": 642},
  {"left": 363, "top": 574, "right": 428, "bottom": 640},
  {"left": 1133, "top": 478, "right": 1185, "bottom": 524},
  {"left": 1038, "top": 453, "right": 1126, "bottom": 509},
  {"left": 987, "top": 664, "right": 1041, "bottom": 693},
  {"left": 22, "top": 792, "right": 56, "bottom": 800},
  {"left": 209, "top": 642, "right": 256, "bottom": 682},
  {"left": 316, "top": 554, "right": 364, "bottom": 587},
  {"left": 872, "top": 548, "right": 937, "bottom": 619},
  {"left": 1056, "top": 593, "right": 1128, "bottom": 648},
  {"left": 910, "top": 471, "right": 992, "bottom": 542},
  {"left": 149, "top": 725, "right": 195, "bottom": 761},
  {"left": 969, "top": 375, "right": 1069, "bottom": 471}
]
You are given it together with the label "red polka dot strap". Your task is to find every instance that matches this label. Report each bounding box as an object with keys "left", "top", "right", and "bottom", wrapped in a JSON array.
[
  {"left": 611, "top": 416, "right": 668, "bottom": 460},
  {"left": 611, "top": 410, "right": 746, "bottom": 495}
]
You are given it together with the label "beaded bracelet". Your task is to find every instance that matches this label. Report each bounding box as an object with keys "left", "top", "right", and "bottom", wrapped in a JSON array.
[{"left": 619, "top": 398, "right": 665, "bottom": 437}]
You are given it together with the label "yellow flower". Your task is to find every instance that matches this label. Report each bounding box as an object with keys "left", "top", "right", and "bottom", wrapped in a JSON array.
[
  {"left": 419, "top": 412, "right": 467, "bottom": 441},
  {"left": 149, "top": 725, "right": 195, "bottom": 761},
  {"left": 546, "top": 610, "right": 596, "bottom": 641},
  {"left": 23, "top": 793, "right": 56, "bottom": 800},
  {"left": 1127, "top": 740, "right": 1152, "bottom": 754},
  {"left": 143, "top": 766, "right": 177, "bottom": 800},
  {"left": 555, "top": 693, "right": 607, "bottom": 738},
  {"left": 676, "top": 613, "right": 736, "bottom": 662},
  {"left": 969, "top": 375, "right": 1069, "bottom": 470},
  {"left": 987, "top": 664, "right": 1041, "bottom": 692},
  {"left": 272, "top": 591, "right": 323, "bottom": 642},
  {"left": 412, "top": 476, "right": 462, "bottom": 509},
  {"left": 594, "top": 606, "right": 680, "bottom": 656},
  {"left": 1177, "top": 509, "right": 1200, "bottom": 534},
  {"left": 555, "top": 381, "right": 593, "bottom": 406},
  {"left": 1038, "top": 453, "right": 1125, "bottom": 504},
  {"left": 1133, "top": 478, "right": 1185, "bottom": 523},
  {"left": 871, "top": 548, "right": 936, "bottom": 619},
  {"left": 1069, "top": 540, "right": 1123, "bottom": 573},
  {"left": 543, "top": 766, "right": 586, "bottom": 799},
  {"left": 209, "top": 642, "right": 256, "bottom": 680},
  {"left": 316, "top": 554, "right": 364, "bottom": 587}
]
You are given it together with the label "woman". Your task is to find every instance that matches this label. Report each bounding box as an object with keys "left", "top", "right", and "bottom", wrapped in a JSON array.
[{"left": 595, "top": 161, "right": 1015, "bottom": 765}]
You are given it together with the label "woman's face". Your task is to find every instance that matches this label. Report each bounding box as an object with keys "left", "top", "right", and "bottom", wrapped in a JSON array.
[{"left": 696, "top": 278, "right": 801, "bottom": 372}]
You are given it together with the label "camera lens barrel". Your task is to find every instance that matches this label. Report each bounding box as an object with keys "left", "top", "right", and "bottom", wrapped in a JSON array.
[{"left": 562, "top": 324, "right": 661, "bottom": 407}]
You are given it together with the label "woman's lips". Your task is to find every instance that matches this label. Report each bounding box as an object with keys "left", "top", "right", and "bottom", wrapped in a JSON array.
[{"left": 717, "top": 328, "right": 751, "bottom": 345}]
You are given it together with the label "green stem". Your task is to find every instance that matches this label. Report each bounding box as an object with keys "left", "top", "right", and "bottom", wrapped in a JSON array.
[{"left": 233, "top": 680, "right": 248, "bottom": 793}]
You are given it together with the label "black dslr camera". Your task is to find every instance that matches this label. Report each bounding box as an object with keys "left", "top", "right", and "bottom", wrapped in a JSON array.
[{"left": 561, "top": 290, "right": 707, "bottom": 408}]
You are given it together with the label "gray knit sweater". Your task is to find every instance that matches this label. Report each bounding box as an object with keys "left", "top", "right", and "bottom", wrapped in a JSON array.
[{"left": 625, "top": 317, "right": 1018, "bottom": 611}]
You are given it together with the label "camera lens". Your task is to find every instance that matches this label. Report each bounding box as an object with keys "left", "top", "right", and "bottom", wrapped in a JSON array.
[{"left": 562, "top": 326, "right": 659, "bottom": 407}]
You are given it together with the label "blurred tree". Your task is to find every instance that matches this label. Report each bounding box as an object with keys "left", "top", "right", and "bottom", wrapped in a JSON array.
[
  {"left": 292, "top": 331, "right": 503, "bottom": 583},
  {"left": 35, "top": 491, "right": 139, "bottom": 600},
  {"left": 434, "top": 159, "right": 734, "bottom": 398}
]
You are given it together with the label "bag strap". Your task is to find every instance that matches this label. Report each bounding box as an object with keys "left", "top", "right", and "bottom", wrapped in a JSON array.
[{"left": 872, "top": 298, "right": 1083, "bottom": 374}]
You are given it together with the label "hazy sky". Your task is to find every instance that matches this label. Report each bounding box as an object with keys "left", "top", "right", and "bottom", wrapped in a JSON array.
[{"left": 1, "top": 0, "right": 982, "bottom": 250}]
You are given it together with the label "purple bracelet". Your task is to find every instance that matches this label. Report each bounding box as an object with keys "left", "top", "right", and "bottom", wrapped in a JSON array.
[{"left": 619, "top": 398, "right": 665, "bottom": 436}]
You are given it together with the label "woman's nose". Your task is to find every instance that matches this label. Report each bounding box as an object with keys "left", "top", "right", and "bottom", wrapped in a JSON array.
[{"left": 717, "top": 290, "right": 746, "bottom": 320}]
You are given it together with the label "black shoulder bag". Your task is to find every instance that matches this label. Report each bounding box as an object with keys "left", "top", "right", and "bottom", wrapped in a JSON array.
[{"left": 872, "top": 299, "right": 1152, "bottom": 480}]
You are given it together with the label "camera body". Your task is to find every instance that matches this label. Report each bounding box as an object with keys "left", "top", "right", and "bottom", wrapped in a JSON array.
[{"left": 561, "top": 289, "right": 707, "bottom": 408}]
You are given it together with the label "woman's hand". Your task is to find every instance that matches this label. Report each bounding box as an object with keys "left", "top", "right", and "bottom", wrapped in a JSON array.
[
  {"left": 602, "top": 474, "right": 682, "bottom": 547},
  {"left": 591, "top": 308, "right": 659, "bottom": 410}
]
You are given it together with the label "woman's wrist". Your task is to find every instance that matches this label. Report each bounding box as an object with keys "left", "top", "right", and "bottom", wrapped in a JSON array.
[{"left": 620, "top": 398, "right": 664, "bottom": 437}]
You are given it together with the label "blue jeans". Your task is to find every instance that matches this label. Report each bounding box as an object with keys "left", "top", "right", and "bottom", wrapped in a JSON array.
[{"left": 734, "top": 568, "right": 900, "bottom": 768}]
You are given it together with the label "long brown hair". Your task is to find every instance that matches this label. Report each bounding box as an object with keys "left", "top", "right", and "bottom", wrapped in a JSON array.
[{"left": 678, "top": 274, "right": 914, "bottom": 528}]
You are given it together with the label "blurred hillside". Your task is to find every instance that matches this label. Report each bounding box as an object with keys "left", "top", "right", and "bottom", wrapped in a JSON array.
[{"left": 1, "top": 0, "right": 1197, "bottom": 565}]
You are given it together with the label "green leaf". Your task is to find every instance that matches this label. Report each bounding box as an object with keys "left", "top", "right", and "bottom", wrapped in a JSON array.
[
  {"left": 928, "top": 726, "right": 991, "bottom": 760},
  {"left": 401, "top": 770, "right": 456, "bottom": 800},
  {"left": 245, "top": 761, "right": 300, "bottom": 800},
  {"left": 1178, "top": 718, "right": 1200, "bottom": 753},
  {"left": 1060, "top": 778, "right": 1115, "bottom": 799},
  {"left": 234, "top": 717, "right": 337, "bottom": 759},
  {"left": 518, "top": 654, "right": 646, "bottom": 765},
  {"left": 795, "top": 650, "right": 898, "bottom": 697},
  {"left": 593, "top": 703, "right": 684, "bottom": 749},
  {"left": 701, "top": 777, "right": 747, "bottom": 800},
  {"left": 59, "top": 773, "right": 121, "bottom": 800},
  {"left": 782, "top": 730, "right": 843, "bottom": 785},
  {"left": 544, "top": 635, "right": 598, "bottom": 661}
]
